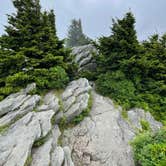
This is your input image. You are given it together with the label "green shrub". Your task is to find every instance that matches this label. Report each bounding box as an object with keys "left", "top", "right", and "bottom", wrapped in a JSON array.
[
  {"left": 32, "top": 66, "right": 69, "bottom": 90},
  {"left": 48, "top": 66, "right": 69, "bottom": 89},
  {"left": 131, "top": 128, "right": 166, "bottom": 166},
  {"left": 140, "top": 120, "right": 151, "bottom": 131},
  {"left": 77, "top": 70, "right": 97, "bottom": 81},
  {"left": 96, "top": 71, "right": 136, "bottom": 110},
  {"left": 6, "top": 72, "right": 30, "bottom": 87}
]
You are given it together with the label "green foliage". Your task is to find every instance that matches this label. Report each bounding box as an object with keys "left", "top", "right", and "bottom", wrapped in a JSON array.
[
  {"left": 140, "top": 120, "right": 151, "bottom": 131},
  {"left": 0, "top": 0, "right": 75, "bottom": 100},
  {"left": 96, "top": 71, "right": 136, "bottom": 110},
  {"left": 77, "top": 70, "right": 97, "bottom": 81},
  {"left": 131, "top": 128, "right": 166, "bottom": 166},
  {"left": 94, "top": 11, "right": 166, "bottom": 122},
  {"left": 33, "top": 132, "right": 50, "bottom": 147},
  {"left": 0, "top": 124, "right": 10, "bottom": 134},
  {"left": 24, "top": 155, "right": 32, "bottom": 166},
  {"left": 66, "top": 19, "right": 91, "bottom": 47},
  {"left": 121, "top": 110, "right": 128, "bottom": 120},
  {"left": 32, "top": 66, "right": 69, "bottom": 90},
  {"left": 59, "top": 116, "right": 67, "bottom": 132},
  {"left": 0, "top": 86, "right": 14, "bottom": 100},
  {"left": 6, "top": 72, "right": 30, "bottom": 87}
]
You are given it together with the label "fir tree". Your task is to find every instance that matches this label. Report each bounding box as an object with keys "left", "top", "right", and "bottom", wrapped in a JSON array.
[
  {"left": 0, "top": 0, "right": 74, "bottom": 100},
  {"left": 97, "top": 12, "right": 139, "bottom": 73},
  {"left": 66, "top": 19, "right": 91, "bottom": 47}
]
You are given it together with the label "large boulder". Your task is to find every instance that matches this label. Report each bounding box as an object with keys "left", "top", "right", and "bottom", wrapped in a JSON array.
[
  {"left": 55, "top": 78, "right": 92, "bottom": 123},
  {"left": 72, "top": 44, "right": 97, "bottom": 72},
  {"left": 62, "top": 91, "right": 162, "bottom": 166}
]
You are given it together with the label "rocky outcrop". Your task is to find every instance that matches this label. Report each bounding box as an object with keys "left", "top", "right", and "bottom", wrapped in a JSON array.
[
  {"left": 0, "top": 79, "right": 91, "bottom": 166},
  {"left": 0, "top": 83, "right": 40, "bottom": 127},
  {"left": 72, "top": 44, "right": 97, "bottom": 72},
  {"left": 55, "top": 78, "right": 92, "bottom": 123},
  {"left": 37, "top": 91, "right": 59, "bottom": 113},
  {"left": 0, "top": 110, "right": 54, "bottom": 166},
  {"left": 62, "top": 92, "right": 162, "bottom": 166},
  {"left": 0, "top": 79, "right": 162, "bottom": 166},
  {"left": 31, "top": 125, "right": 74, "bottom": 166}
]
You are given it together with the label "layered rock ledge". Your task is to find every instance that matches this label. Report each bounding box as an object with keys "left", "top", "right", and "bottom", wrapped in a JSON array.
[{"left": 0, "top": 78, "right": 162, "bottom": 166}]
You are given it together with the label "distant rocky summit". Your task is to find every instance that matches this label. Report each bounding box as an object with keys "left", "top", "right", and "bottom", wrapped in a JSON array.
[
  {"left": 0, "top": 45, "right": 163, "bottom": 166},
  {"left": 72, "top": 44, "right": 97, "bottom": 72}
]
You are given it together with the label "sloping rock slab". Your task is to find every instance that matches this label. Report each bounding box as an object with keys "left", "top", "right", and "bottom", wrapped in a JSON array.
[
  {"left": 0, "top": 110, "right": 54, "bottom": 166},
  {"left": 0, "top": 83, "right": 40, "bottom": 127},
  {"left": 62, "top": 92, "right": 162, "bottom": 166}
]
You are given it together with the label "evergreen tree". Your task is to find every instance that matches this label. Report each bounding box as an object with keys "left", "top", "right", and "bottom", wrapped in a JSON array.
[
  {"left": 1, "top": 0, "right": 42, "bottom": 51},
  {"left": 66, "top": 19, "right": 91, "bottom": 47},
  {"left": 95, "top": 12, "right": 166, "bottom": 122},
  {"left": 0, "top": 0, "right": 74, "bottom": 100},
  {"left": 97, "top": 12, "right": 139, "bottom": 73}
]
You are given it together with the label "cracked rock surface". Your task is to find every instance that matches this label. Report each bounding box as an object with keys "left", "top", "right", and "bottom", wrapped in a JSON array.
[
  {"left": 62, "top": 91, "right": 162, "bottom": 166},
  {"left": 0, "top": 110, "right": 54, "bottom": 166},
  {"left": 55, "top": 78, "right": 92, "bottom": 123},
  {"left": 0, "top": 83, "right": 40, "bottom": 127},
  {"left": 72, "top": 44, "right": 97, "bottom": 72},
  {"left": 0, "top": 79, "right": 162, "bottom": 166}
]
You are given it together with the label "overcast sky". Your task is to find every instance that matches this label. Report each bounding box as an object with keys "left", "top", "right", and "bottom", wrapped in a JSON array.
[{"left": 0, "top": 0, "right": 165, "bottom": 41}]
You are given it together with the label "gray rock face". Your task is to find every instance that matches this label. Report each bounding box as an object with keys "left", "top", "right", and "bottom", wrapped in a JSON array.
[
  {"left": 31, "top": 125, "right": 62, "bottom": 166},
  {"left": 127, "top": 108, "right": 162, "bottom": 132},
  {"left": 72, "top": 44, "right": 97, "bottom": 72},
  {"left": 62, "top": 92, "right": 162, "bottom": 166},
  {"left": 0, "top": 110, "right": 54, "bottom": 166},
  {"left": 55, "top": 78, "right": 92, "bottom": 123},
  {"left": 37, "top": 91, "right": 59, "bottom": 113},
  {"left": 0, "top": 80, "right": 162, "bottom": 166},
  {"left": 63, "top": 146, "right": 74, "bottom": 166},
  {"left": 0, "top": 83, "right": 40, "bottom": 127}
]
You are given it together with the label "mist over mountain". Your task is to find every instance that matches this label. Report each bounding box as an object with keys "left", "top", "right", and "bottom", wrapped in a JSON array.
[{"left": 0, "top": 0, "right": 166, "bottom": 40}]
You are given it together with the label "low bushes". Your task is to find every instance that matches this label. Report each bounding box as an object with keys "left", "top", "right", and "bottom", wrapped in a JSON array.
[{"left": 131, "top": 128, "right": 166, "bottom": 166}]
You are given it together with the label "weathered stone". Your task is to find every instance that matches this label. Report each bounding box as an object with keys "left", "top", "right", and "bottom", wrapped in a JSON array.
[
  {"left": 63, "top": 146, "right": 74, "bottom": 166},
  {"left": 51, "top": 146, "right": 64, "bottom": 166},
  {"left": 72, "top": 44, "right": 97, "bottom": 72},
  {"left": 31, "top": 125, "right": 61, "bottom": 166},
  {"left": 31, "top": 137, "right": 53, "bottom": 166},
  {"left": 58, "top": 78, "right": 91, "bottom": 123},
  {"left": 0, "top": 83, "right": 39, "bottom": 119},
  {"left": 55, "top": 111, "right": 64, "bottom": 124},
  {"left": 127, "top": 108, "right": 162, "bottom": 132},
  {"left": 21, "top": 83, "right": 36, "bottom": 94},
  {"left": 62, "top": 91, "right": 162, "bottom": 166},
  {"left": 0, "top": 110, "right": 54, "bottom": 166},
  {"left": 0, "top": 95, "right": 41, "bottom": 126},
  {"left": 38, "top": 92, "right": 59, "bottom": 113}
]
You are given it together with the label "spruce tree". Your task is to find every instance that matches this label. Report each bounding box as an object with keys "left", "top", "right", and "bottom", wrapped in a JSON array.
[
  {"left": 66, "top": 19, "right": 91, "bottom": 47},
  {"left": 0, "top": 0, "right": 73, "bottom": 100},
  {"left": 97, "top": 12, "right": 139, "bottom": 73}
]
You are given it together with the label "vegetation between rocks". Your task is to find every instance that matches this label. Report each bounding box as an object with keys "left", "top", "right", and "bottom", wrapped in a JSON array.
[{"left": 131, "top": 127, "right": 166, "bottom": 166}]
